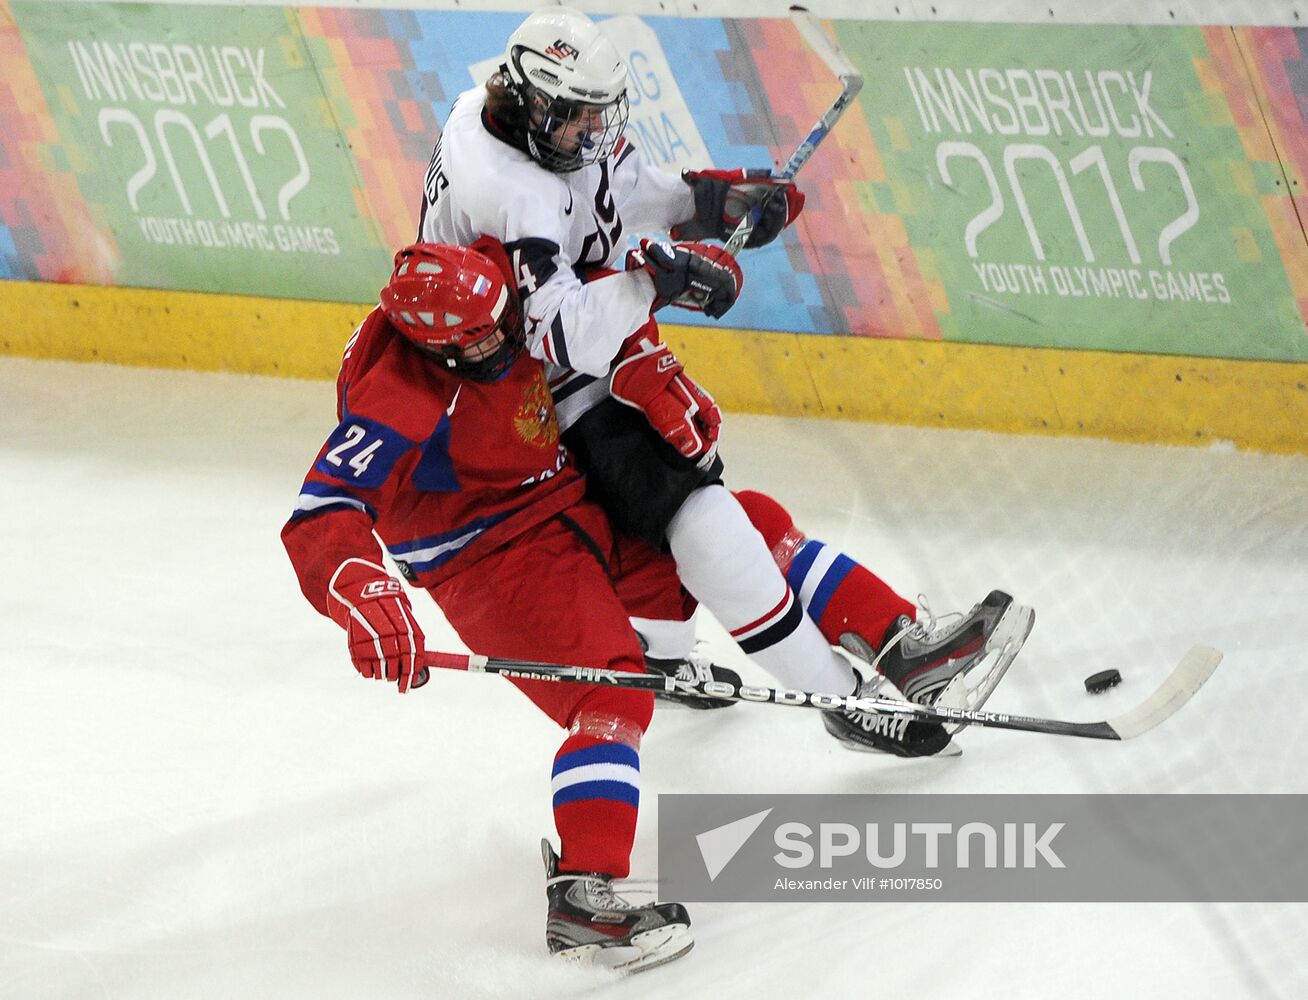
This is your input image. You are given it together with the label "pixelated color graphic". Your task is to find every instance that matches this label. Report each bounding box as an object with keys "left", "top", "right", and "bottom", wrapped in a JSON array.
[
  {"left": 734, "top": 17, "right": 940, "bottom": 339},
  {"left": 297, "top": 7, "right": 446, "bottom": 254},
  {"left": 0, "top": 0, "right": 117, "bottom": 283},
  {"left": 638, "top": 16, "right": 830, "bottom": 334},
  {"left": 1229, "top": 27, "right": 1308, "bottom": 330}
]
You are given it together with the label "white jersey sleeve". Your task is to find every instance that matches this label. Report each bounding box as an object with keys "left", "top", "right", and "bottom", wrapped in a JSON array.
[
  {"left": 609, "top": 137, "right": 697, "bottom": 234},
  {"left": 418, "top": 90, "right": 667, "bottom": 377}
]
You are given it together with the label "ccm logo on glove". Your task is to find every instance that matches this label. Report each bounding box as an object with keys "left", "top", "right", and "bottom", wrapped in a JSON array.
[
  {"left": 610, "top": 336, "right": 722, "bottom": 468},
  {"left": 327, "top": 558, "right": 426, "bottom": 693},
  {"left": 359, "top": 578, "right": 403, "bottom": 599}
]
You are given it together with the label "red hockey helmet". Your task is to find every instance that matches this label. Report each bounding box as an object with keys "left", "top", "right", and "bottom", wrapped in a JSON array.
[{"left": 380, "top": 242, "right": 522, "bottom": 381}]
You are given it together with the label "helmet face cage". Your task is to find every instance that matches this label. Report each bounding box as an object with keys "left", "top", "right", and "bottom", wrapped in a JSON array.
[
  {"left": 428, "top": 331, "right": 522, "bottom": 382},
  {"left": 411, "top": 309, "right": 522, "bottom": 383},
  {"left": 382, "top": 246, "right": 523, "bottom": 382},
  {"left": 522, "top": 87, "right": 629, "bottom": 173}
]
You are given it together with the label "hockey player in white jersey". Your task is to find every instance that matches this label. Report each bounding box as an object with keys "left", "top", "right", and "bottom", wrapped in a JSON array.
[
  {"left": 418, "top": 0, "right": 1031, "bottom": 743},
  {"left": 417, "top": 5, "right": 1031, "bottom": 748}
]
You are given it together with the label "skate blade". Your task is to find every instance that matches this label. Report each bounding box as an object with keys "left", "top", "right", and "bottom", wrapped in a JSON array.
[
  {"left": 620, "top": 925, "right": 694, "bottom": 974},
  {"left": 556, "top": 925, "right": 694, "bottom": 975},
  {"left": 944, "top": 604, "right": 1035, "bottom": 734},
  {"left": 983, "top": 601, "right": 1036, "bottom": 657}
]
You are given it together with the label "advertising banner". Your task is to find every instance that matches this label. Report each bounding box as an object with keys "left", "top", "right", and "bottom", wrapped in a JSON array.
[
  {"left": 1, "top": 4, "right": 1305, "bottom": 360},
  {"left": 9, "top": 1, "right": 391, "bottom": 300},
  {"left": 811, "top": 22, "right": 1305, "bottom": 358}
]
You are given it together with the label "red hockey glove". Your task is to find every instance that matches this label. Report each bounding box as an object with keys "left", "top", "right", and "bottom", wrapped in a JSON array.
[
  {"left": 626, "top": 239, "right": 743, "bottom": 320},
  {"left": 610, "top": 337, "right": 722, "bottom": 467},
  {"left": 671, "top": 168, "right": 805, "bottom": 249},
  {"left": 326, "top": 558, "right": 426, "bottom": 693}
]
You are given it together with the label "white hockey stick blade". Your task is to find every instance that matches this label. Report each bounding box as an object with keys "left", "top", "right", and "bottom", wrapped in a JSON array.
[
  {"left": 789, "top": 6, "right": 864, "bottom": 87},
  {"left": 1106, "top": 645, "right": 1222, "bottom": 740}
]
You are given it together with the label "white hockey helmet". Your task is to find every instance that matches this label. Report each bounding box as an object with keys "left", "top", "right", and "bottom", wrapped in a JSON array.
[{"left": 503, "top": 6, "right": 630, "bottom": 172}]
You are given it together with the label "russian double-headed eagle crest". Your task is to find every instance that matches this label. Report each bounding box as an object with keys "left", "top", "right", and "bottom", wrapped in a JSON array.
[{"left": 514, "top": 369, "right": 559, "bottom": 447}]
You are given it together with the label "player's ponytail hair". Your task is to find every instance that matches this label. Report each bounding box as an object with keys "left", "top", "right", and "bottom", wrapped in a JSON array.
[{"left": 484, "top": 66, "right": 530, "bottom": 136}]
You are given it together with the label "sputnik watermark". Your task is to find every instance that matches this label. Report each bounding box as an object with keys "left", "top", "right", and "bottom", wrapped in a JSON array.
[
  {"left": 772, "top": 820, "right": 1065, "bottom": 869},
  {"left": 659, "top": 794, "right": 1308, "bottom": 903},
  {"left": 696, "top": 808, "right": 772, "bottom": 881}
]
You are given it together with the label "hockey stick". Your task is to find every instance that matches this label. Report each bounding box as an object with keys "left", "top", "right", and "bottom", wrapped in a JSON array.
[
  {"left": 723, "top": 6, "right": 864, "bottom": 255},
  {"left": 415, "top": 646, "right": 1222, "bottom": 742}
]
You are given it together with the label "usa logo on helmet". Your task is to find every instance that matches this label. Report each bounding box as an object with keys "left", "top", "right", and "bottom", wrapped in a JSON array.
[{"left": 545, "top": 39, "right": 580, "bottom": 61}]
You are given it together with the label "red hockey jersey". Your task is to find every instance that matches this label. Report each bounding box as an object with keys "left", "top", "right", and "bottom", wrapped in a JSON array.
[{"left": 282, "top": 306, "right": 586, "bottom": 618}]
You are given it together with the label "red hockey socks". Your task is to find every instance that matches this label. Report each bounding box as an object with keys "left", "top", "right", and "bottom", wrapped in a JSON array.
[
  {"left": 551, "top": 730, "right": 641, "bottom": 877},
  {"left": 734, "top": 490, "right": 916, "bottom": 651}
]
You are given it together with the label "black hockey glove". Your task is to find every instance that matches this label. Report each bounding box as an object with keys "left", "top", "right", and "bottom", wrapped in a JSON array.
[
  {"left": 671, "top": 168, "right": 806, "bottom": 249},
  {"left": 626, "top": 239, "right": 743, "bottom": 320}
]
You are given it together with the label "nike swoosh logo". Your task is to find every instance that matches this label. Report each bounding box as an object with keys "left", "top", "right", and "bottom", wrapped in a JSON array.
[
  {"left": 447, "top": 384, "right": 462, "bottom": 416},
  {"left": 563, "top": 191, "right": 574, "bottom": 216}
]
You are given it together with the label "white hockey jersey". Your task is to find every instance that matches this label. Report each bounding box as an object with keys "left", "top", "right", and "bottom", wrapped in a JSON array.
[{"left": 417, "top": 88, "right": 695, "bottom": 383}]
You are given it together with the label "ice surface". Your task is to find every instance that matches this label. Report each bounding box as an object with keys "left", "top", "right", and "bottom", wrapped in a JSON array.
[{"left": 2, "top": 357, "right": 1305, "bottom": 999}]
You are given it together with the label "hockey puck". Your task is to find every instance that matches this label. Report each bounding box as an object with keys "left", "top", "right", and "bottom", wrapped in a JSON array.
[{"left": 1084, "top": 669, "right": 1122, "bottom": 694}]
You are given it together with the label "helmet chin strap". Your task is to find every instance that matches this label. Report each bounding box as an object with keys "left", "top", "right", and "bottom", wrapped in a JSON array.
[
  {"left": 414, "top": 337, "right": 522, "bottom": 382},
  {"left": 523, "top": 128, "right": 582, "bottom": 174}
]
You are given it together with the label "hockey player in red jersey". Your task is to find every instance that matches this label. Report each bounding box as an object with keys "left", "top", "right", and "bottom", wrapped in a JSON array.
[
  {"left": 281, "top": 241, "right": 693, "bottom": 973},
  {"left": 415, "top": 6, "right": 1034, "bottom": 756}
]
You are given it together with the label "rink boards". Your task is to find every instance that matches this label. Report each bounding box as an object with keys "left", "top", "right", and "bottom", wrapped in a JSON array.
[
  {"left": 4, "top": 277, "right": 1303, "bottom": 453},
  {"left": 0, "top": 2, "right": 1305, "bottom": 452}
]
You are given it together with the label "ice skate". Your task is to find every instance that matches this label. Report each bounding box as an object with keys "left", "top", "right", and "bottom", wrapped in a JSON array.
[
  {"left": 822, "top": 590, "right": 1034, "bottom": 757},
  {"left": 542, "top": 839, "right": 694, "bottom": 974},
  {"left": 644, "top": 646, "right": 741, "bottom": 710}
]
